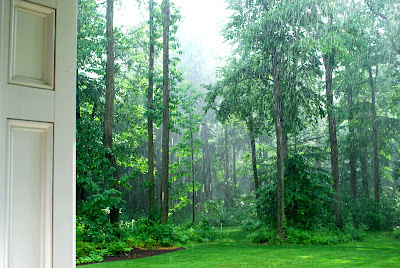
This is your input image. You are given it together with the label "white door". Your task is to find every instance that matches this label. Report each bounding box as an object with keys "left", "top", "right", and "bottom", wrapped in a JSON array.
[{"left": 0, "top": 0, "right": 76, "bottom": 267}]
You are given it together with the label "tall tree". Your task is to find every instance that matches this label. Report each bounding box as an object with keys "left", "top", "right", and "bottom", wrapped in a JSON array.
[
  {"left": 323, "top": 50, "right": 343, "bottom": 228},
  {"left": 348, "top": 85, "right": 357, "bottom": 199},
  {"left": 271, "top": 47, "right": 286, "bottom": 239},
  {"left": 190, "top": 114, "right": 196, "bottom": 223},
  {"left": 203, "top": 122, "right": 212, "bottom": 199},
  {"left": 232, "top": 126, "right": 237, "bottom": 189},
  {"left": 360, "top": 143, "right": 370, "bottom": 198},
  {"left": 148, "top": 0, "right": 156, "bottom": 215},
  {"left": 248, "top": 112, "right": 260, "bottom": 213},
  {"left": 104, "top": 0, "right": 120, "bottom": 224},
  {"left": 224, "top": 125, "right": 230, "bottom": 207},
  {"left": 368, "top": 66, "right": 380, "bottom": 203},
  {"left": 161, "top": 0, "right": 170, "bottom": 224}
]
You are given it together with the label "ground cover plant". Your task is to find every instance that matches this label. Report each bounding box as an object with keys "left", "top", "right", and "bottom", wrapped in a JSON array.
[
  {"left": 76, "top": 218, "right": 221, "bottom": 264},
  {"left": 82, "top": 228, "right": 400, "bottom": 267}
]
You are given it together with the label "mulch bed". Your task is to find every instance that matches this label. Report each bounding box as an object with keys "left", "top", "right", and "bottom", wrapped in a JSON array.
[{"left": 78, "top": 247, "right": 186, "bottom": 266}]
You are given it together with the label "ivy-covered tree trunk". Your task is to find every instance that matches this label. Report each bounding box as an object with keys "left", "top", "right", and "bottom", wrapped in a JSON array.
[
  {"left": 161, "top": 0, "right": 170, "bottom": 224},
  {"left": 272, "top": 49, "right": 285, "bottom": 240},
  {"left": 104, "top": 0, "right": 120, "bottom": 224},
  {"left": 368, "top": 66, "right": 380, "bottom": 203},
  {"left": 348, "top": 86, "right": 357, "bottom": 199},
  {"left": 323, "top": 53, "right": 343, "bottom": 228},
  {"left": 148, "top": 0, "right": 156, "bottom": 215}
]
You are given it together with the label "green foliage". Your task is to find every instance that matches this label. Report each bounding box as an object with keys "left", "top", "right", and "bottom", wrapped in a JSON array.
[
  {"left": 81, "top": 232, "right": 400, "bottom": 267},
  {"left": 257, "top": 155, "right": 334, "bottom": 229},
  {"left": 242, "top": 218, "right": 262, "bottom": 232},
  {"left": 173, "top": 219, "right": 222, "bottom": 244},
  {"left": 250, "top": 223, "right": 366, "bottom": 245},
  {"left": 122, "top": 217, "right": 174, "bottom": 249},
  {"left": 120, "top": 217, "right": 222, "bottom": 248},
  {"left": 75, "top": 240, "right": 131, "bottom": 264},
  {"left": 194, "top": 193, "right": 257, "bottom": 228},
  {"left": 343, "top": 189, "right": 400, "bottom": 230},
  {"left": 105, "top": 241, "right": 132, "bottom": 256},
  {"left": 76, "top": 117, "right": 125, "bottom": 243},
  {"left": 393, "top": 227, "right": 400, "bottom": 239},
  {"left": 76, "top": 241, "right": 106, "bottom": 265}
]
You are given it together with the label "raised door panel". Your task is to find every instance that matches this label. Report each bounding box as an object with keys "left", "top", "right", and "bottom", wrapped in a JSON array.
[
  {"left": 9, "top": 0, "right": 55, "bottom": 90},
  {"left": 6, "top": 121, "right": 53, "bottom": 268}
]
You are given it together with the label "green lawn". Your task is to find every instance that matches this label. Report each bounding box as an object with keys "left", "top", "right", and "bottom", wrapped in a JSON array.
[{"left": 83, "top": 228, "right": 400, "bottom": 267}]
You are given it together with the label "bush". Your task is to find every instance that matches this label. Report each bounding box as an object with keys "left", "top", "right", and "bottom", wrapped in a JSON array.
[
  {"left": 257, "top": 155, "right": 335, "bottom": 230},
  {"left": 105, "top": 241, "right": 132, "bottom": 256},
  {"left": 343, "top": 189, "right": 400, "bottom": 231},
  {"left": 121, "top": 217, "right": 174, "bottom": 249},
  {"left": 76, "top": 241, "right": 106, "bottom": 265},
  {"left": 250, "top": 224, "right": 366, "bottom": 245},
  {"left": 250, "top": 227, "right": 280, "bottom": 244},
  {"left": 206, "top": 195, "right": 256, "bottom": 227},
  {"left": 242, "top": 218, "right": 262, "bottom": 231},
  {"left": 394, "top": 227, "right": 400, "bottom": 239},
  {"left": 174, "top": 219, "right": 222, "bottom": 244},
  {"left": 76, "top": 240, "right": 133, "bottom": 264}
]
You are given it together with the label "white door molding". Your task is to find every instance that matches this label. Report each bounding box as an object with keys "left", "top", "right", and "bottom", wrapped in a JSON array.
[{"left": 5, "top": 120, "right": 53, "bottom": 268}]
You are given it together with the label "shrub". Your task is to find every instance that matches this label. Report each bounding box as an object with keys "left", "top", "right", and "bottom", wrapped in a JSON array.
[
  {"left": 343, "top": 189, "right": 400, "bottom": 231},
  {"left": 257, "top": 155, "right": 335, "bottom": 230},
  {"left": 105, "top": 241, "right": 131, "bottom": 256},
  {"left": 394, "top": 227, "right": 400, "bottom": 239},
  {"left": 206, "top": 195, "right": 256, "bottom": 227},
  {"left": 250, "top": 227, "right": 280, "bottom": 244},
  {"left": 250, "top": 224, "right": 366, "bottom": 245},
  {"left": 76, "top": 241, "right": 106, "bottom": 265},
  {"left": 121, "top": 217, "right": 174, "bottom": 249},
  {"left": 242, "top": 218, "right": 262, "bottom": 231},
  {"left": 174, "top": 219, "right": 222, "bottom": 244}
]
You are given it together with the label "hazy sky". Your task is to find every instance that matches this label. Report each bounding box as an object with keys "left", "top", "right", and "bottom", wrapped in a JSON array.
[{"left": 115, "top": 0, "right": 232, "bottom": 76}]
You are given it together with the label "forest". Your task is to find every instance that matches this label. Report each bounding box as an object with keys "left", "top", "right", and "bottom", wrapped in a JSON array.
[{"left": 76, "top": 0, "right": 400, "bottom": 265}]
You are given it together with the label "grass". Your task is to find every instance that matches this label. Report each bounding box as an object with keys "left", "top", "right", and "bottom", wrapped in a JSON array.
[{"left": 83, "top": 228, "right": 400, "bottom": 267}]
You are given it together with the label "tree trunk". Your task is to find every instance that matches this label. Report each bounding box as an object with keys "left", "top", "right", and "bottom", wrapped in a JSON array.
[
  {"left": 360, "top": 144, "right": 369, "bottom": 198},
  {"left": 272, "top": 50, "right": 285, "bottom": 239},
  {"left": 148, "top": 0, "right": 156, "bottom": 216},
  {"left": 190, "top": 115, "right": 195, "bottom": 223},
  {"left": 203, "top": 123, "right": 211, "bottom": 199},
  {"left": 209, "top": 155, "right": 213, "bottom": 200},
  {"left": 248, "top": 113, "right": 260, "bottom": 215},
  {"left": 368, "top": 66, "right": 380, "bottom": 203},
  {"left": 348, "top": 86, "right": 357, "bottom": 199},
  {"left": 224, "top": 125, "right": 230, "bottom": 207},
  {"left": 202, "top": 128, "right": 206, "bottom": 197},
  {"left": 160, "top": 0, "right": 170, "bottom": 224},
  {"left": 323, "top": 53, "right": 342, "bottom": 228},
  {"left": 104, "top": 0, "right": 120, "bottom": 225},
  {"left": 232, "top": 129, "right": 237, "bottom": 189}
]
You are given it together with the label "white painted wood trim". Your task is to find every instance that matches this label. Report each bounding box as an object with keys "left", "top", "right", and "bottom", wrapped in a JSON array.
[
  {"left": 52, "top": 0, "right": 77, "bottom": 267},
  {"left": 5, "top": 120, "right": 53, "bottom": 268},
  {"left": 8, "top": 0, "right": 55, "bottom": 90},
  {"left": 0, "top": 0, "right": 6, "bottom": 266},
  {"left": 0, "top": 0, "right": 7, "bottom": 267}
]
